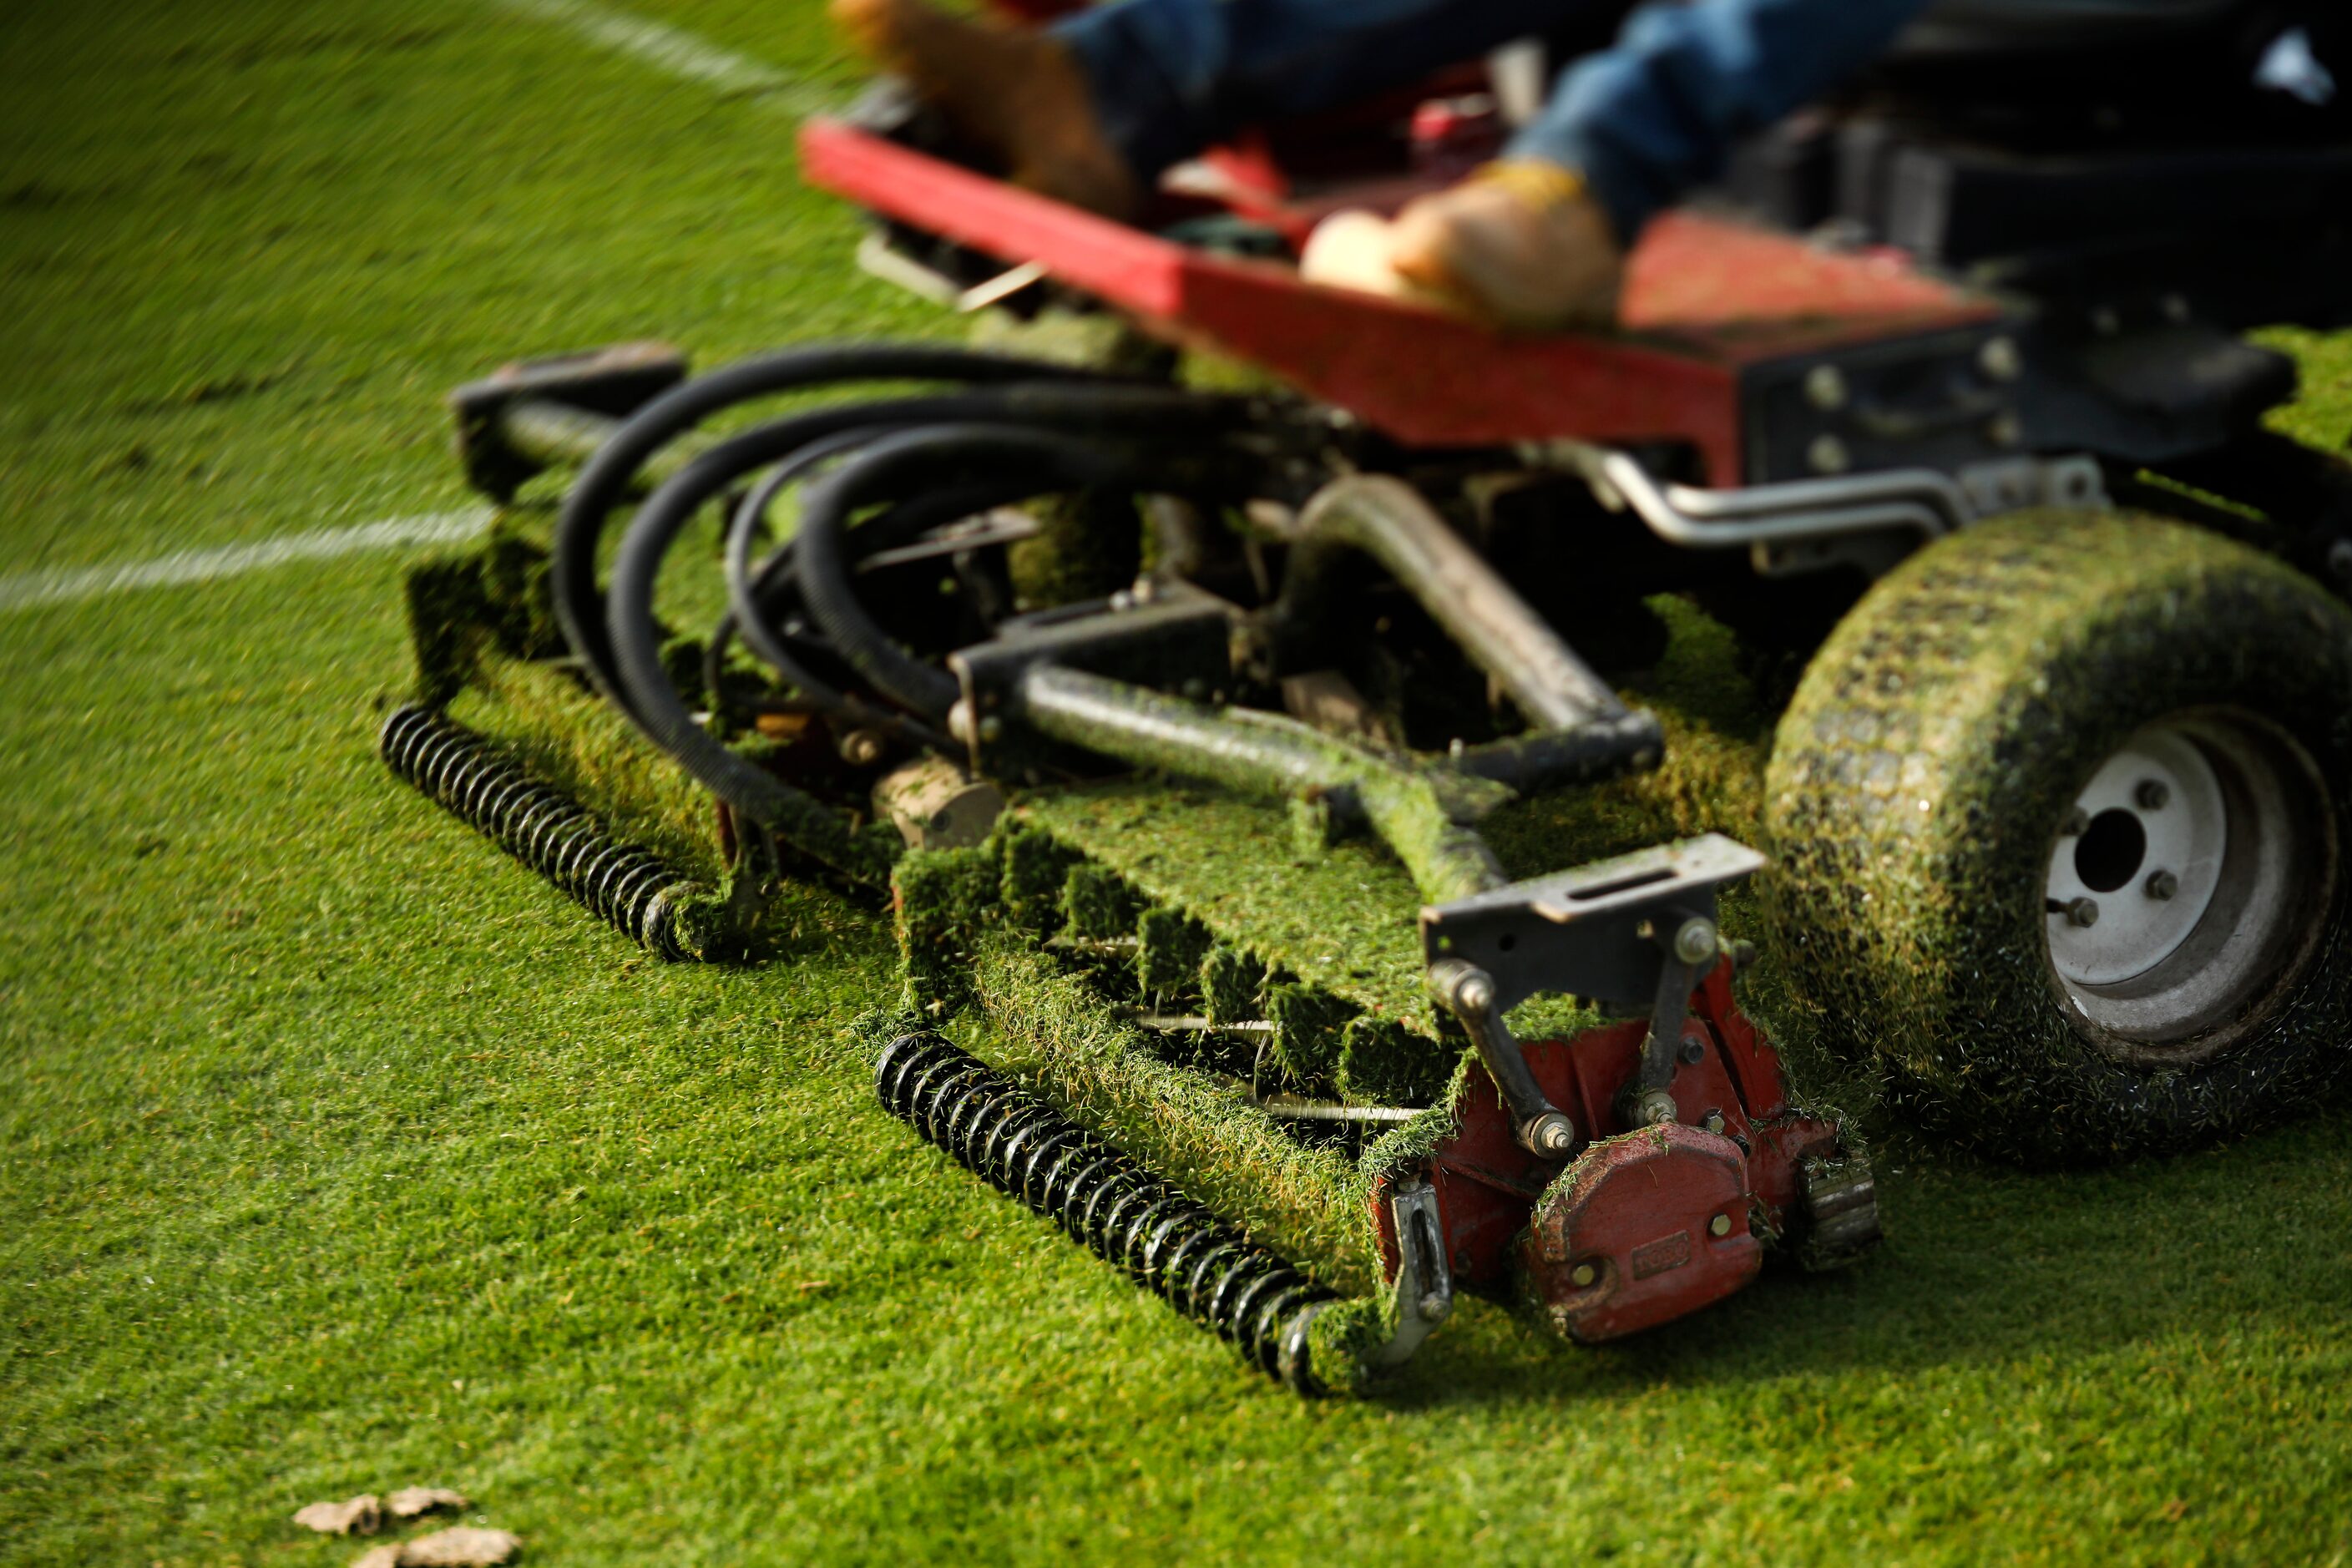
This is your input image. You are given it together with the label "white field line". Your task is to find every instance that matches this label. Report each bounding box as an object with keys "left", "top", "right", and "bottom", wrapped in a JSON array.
[
  {"left": 0, "top": 509, "right": 493, "bottom": 615},
  {"left": 484, "top": 0, "right": 837, "bottom": 116},
  {"left": 3, "top": 4, "right": 812, "bottom": 618}
]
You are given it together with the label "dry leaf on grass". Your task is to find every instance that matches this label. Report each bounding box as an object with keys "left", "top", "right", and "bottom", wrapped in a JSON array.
[
  {"left": 387, "top": 1487, "right": 471, "bottom": 1520},
  {"left": 397, "top": 1526, "right": 522, "bottom": 1565},
  {"left": 294, "top": 1495, "right": 382, "bottom": 1535}
]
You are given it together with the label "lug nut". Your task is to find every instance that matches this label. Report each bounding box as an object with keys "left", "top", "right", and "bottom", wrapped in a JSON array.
[
  {"left": 1418, "top": 1291, "right": 1451, "bottom": 1323},
  {"left": 2147, "top": 869, "right": 2179, "bottom": 901},
  {"left": 2137, "top": 779, "right": 2170, "bottom": 810},
  {"left": 2064, "top": 896, "right": 2100, "bottom": 928},
  {"left": 1702, "top": 1110, "right": 1727, "bottom": 1135}
]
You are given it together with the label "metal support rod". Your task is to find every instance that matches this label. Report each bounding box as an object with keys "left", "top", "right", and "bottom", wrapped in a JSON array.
[
  {"left": 495, "top": 399, "right": 719, "bottom": 489},
  {"left": 1012, "top": 664, "right": 1510, "bottom": 904},
  {"left": 1287, "top": 473, "right": 1631, "bottom": 733},
  {"left": 1427, "top": 958, "right": 1578, "bottom": 1159},
  {"left": 1581, "top": 445, "right": 1965, "bottom": 549}
]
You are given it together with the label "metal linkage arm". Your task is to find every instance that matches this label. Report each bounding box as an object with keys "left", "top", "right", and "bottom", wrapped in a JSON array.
[
  {"left": 1428, "top": 959, "right": 1578, "bottom": 1158},
  {"left": 1276, "top": 474, "right": 1664, "bottom": 792},
  {"left": 1287, "top": 473, "right": 1630, "bottom": 733},
  {"left": 1423, "top": 835, "right": 1765, "bottom": 1140}
]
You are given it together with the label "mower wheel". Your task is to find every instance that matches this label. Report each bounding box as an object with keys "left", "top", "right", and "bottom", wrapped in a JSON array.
[{"left": 1763, "top": 510, "right": 2352, "bottom": 1165}]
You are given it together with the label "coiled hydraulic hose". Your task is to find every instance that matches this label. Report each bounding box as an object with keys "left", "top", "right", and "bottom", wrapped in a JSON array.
[
  {"left": 600, "top": 385, "right": 1272, "bottom": 871},
  {"left": 876, "top": 1032, "right": 1339, "bottom": 1392},
  {"left": 551, "top": 346, "right": 1129, "bottom": 711},
  {"left": 783, "top": 414, "right": 1262, "bottom": 722}
]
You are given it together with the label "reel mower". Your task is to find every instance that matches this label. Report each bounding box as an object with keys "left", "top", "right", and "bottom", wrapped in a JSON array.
[{"left": 386, "top": 4, "right": 2352, "bottom": 1392}]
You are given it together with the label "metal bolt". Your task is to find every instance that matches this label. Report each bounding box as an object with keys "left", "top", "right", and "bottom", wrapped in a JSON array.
[
  {"left": 1570, "top": 1262, "right": 1599, "bottom": 1288},
  {"left": 1804, "top": 364, "right": 1849, "bottom": 412},
  {"left": 836, "top": 727, "right": 887, "bottom": 767},
  {"left": 1708, "top": 1213, "right": 1734, "bottom": 1238},
  {"left": 1418, "top": 1291, "right": 1451, "bottom": 1323},
  {"left": 1673, "top": 918, "right": 1719, "bottom": 966},
  {"left": 2147, "top": 869, "right": 2179, "bottom": 901},
  {"left": 1529, "top": 1111, "right": 1578, "bottom": 1158},
  {"left": 1677, "top": 1035, "right": 1705, "bottom": 1066},
  {"left": 2064, "top": 896, "right": 2101, "bottom": 928},
  {"left": 2137, "top": 779, "right": 2170, "bottom": 810},
  {"left": 1808, "top": 434, "right": 1851, "bottom": 475},
  {"left": 1634, "top": 1088, "right": 1680, "bottom": 1128},
  {"left": 1979, "top": 336, "right": 2022, "bottom": 382},
  {"left": 1701, "top": 1110, "right": 1727, "bottom": 1135}
]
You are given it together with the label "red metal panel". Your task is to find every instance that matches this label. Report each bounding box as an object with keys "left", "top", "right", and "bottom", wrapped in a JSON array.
[
  {"left": 1520, "top": 1124, "right": 1763, "bottom": 1343},
  {"left": 801, "top": 119, "right": 2006, "bottom": 481},
  {"left": 801, "top": 119, "right": 1745, "bottom": 478}
]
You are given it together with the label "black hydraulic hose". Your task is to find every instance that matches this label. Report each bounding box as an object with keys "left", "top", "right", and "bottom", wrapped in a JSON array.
[
  {"left": 591, "top": 390, "right": 1117, "bottom": 735},
  {"left": 552, "top": 345, "right": 1133, "bottom": 707},
  {"left": 602, "top": 427, "right": 983, "bottom": 883},
  {"left": 604, "top": 386, "right": 1250, "bottom": 865},
  {"left": 791, "top": 412, "right": 1264, "bottom": 721},
  {"left": 722, "top": 427, "right": 878, "bottom": 682}
]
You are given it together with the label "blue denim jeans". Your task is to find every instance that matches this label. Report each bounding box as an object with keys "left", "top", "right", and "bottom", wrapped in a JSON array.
[{"left": 1055, "top": 0, "right": 1935, "bottom": 240}]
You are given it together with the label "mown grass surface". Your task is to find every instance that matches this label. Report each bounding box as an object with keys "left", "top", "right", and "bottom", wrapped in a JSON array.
[{"left": 4, "top": 3, "right": 2351, "bottom": 1563}]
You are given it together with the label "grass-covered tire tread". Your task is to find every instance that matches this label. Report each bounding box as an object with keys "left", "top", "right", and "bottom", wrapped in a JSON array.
[{"left": 1763, "top": 509, "right": 2352, "bottom": 1165}]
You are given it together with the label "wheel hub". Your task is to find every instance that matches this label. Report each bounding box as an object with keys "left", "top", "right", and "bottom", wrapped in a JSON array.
[{"left": 2045, "top": 713, "right": 2334, "bottom": 1061}]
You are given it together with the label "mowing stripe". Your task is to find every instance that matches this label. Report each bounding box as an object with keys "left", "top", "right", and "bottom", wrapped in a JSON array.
[
  {"left": 484, "top": 0, "right": 837, "bottom": 116},
  {"left": 0, "top": 509, "right": 493, "bottom": 615}
]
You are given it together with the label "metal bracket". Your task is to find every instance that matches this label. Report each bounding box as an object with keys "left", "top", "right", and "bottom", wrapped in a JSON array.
[
  {"left": 447, "top": 341, "right": 687, "bottom": 503},
  {"left": 1422, "top": 834, "right": 1763, "bottom": 1012},
  {"left": 948, "top": 592, "right": 1237, "bottom": 773},
  {"left": 1424, "top": 835, "right": 1765, "bottom": 1132},
  {"left": 1373, "top": 1180, "right": 1453, "bottom": 1368}
]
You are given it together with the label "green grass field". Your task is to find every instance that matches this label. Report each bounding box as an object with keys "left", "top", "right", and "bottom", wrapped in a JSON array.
[{"left": 5, "top": 3, "right": 2352, "bottom": 1562}]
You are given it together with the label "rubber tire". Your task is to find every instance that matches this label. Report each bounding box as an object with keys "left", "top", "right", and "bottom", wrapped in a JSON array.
[{"left": 1763, "top": 510, "right": 2352, "bottom": 1166}]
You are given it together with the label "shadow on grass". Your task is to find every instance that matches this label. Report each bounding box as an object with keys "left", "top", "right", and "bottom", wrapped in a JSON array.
[{"left": 1372, "top": 1107, "right": 2352, "bottom": 1411}]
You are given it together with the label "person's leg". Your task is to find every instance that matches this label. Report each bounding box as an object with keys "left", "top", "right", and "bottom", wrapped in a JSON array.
[
  {"left": 832, "top": 0, "right": 1141, "bottom": 215},
  {"left": 1053, "top": 0, "right": 1573, "bottom": 183},
  {"left": 1506, "top": 0, "right": 1934, "bottom": 243}
]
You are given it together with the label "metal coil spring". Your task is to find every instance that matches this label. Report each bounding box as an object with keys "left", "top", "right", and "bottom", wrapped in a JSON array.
[
  {"left": 877, "top": 1033, "right": 1338, "bottom": 1393},
  {"left": 380, "top": 704, "right": 692, "bottom": 960}
]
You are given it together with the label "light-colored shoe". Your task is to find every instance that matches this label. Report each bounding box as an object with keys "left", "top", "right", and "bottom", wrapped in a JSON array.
[
  {"left": 832, "top": 0, "right": 1141, "bottom": 220},
  {"left": 1302, "top": 162, "right": 1625, "bottom": 332}
]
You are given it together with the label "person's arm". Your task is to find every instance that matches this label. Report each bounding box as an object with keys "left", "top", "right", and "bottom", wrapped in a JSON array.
[{"left": 1514, "top": 0, "right": 1936, "bottom": 241}]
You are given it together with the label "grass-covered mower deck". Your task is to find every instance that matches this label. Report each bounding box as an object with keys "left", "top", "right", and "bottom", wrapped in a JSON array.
[{"left": 385, "top": 18, "right": 2352, "bottom": 1392}]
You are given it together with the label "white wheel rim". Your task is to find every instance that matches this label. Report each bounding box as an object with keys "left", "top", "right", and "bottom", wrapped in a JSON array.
[
  {"left": 2044, "top": 712, "right": 2334, "bottom": 1062},
  {"left": 2046, "top": 729, "right": 2226, "bottom": 987}
]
